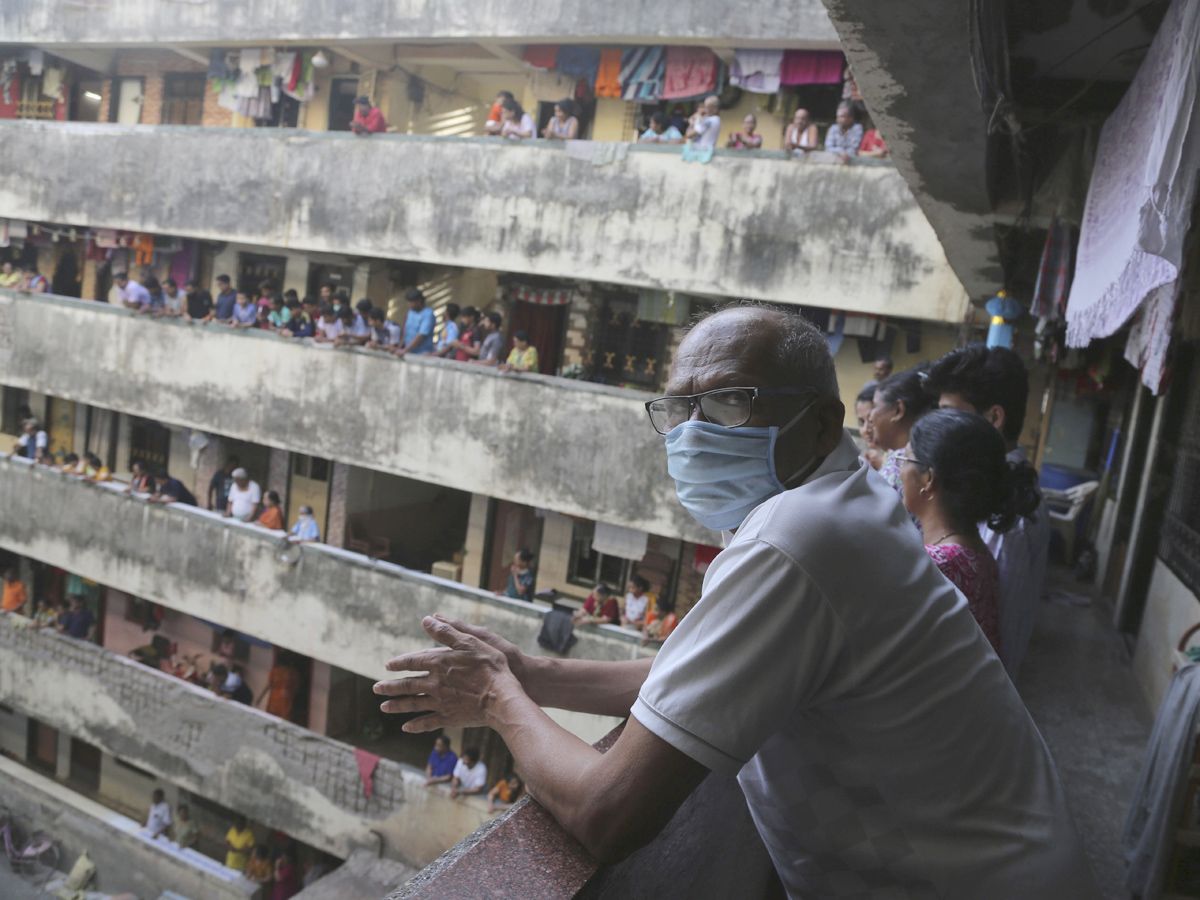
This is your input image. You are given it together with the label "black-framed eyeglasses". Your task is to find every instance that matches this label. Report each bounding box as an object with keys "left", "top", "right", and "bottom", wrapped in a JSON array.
[
  {"left": 644, "top": 386, "right": 818, "bottom": 436},
  {"left": 891, "top": 451, "right": 924, "bottom": 467}
]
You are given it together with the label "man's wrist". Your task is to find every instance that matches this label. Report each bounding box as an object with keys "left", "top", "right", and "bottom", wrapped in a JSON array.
[{"left": 484, "top": 671, "right": 535, "bottom": 731}]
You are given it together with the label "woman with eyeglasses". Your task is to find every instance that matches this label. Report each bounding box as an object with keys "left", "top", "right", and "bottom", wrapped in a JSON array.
[{"left": 897, "top": 409, "right": 1040, "bottom": 654}]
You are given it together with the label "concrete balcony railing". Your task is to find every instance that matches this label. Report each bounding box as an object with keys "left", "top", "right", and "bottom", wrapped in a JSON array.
[
  {"left": 0, "top": 0, "right": 837, "bottom": 46},
  {"left": 0, "top": 289, "right": 713, "bottom": 542},
  {"left": 0, "top": 620, "right": 484, "bottom": 869},
  {"left": 391, "top": 726, "right": 780, "bottom": 900},
  {"left": 0, "top": 458, "right": 651, "bottom": 691},
  {"left": 0, "top": 121, "right": 969, "bottom": 323}
]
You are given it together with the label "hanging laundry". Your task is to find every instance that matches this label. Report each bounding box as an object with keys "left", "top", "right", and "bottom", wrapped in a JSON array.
[
  {"left": 234, "top": 49, "right": 260, "bottom": 100},
  {"left": 238, "top": 47, "right": 261, "bottom": 74},
  {"left": 206, "top": 47, "right": 236, "bottom": 81},
  {"left": 272, "top": 52, "right": 296, "bottom": 81},
  {"left": 287, "top": 53, "right": 301, "bottom": 92},
  {"left": 522, "top": 44, "right": 560, "bottom": 70},
  {"left": 730, "top": 49, "right": 783, "bottom": 94},
  {"left": 281, "top": 51, "right": 315, "bottom": 102},
  {"left": 1030, "top": 214, "right": 1076, "bottom": 320},
  {"left": 593, "top": 49, "right": 624, "bottom": 98},
  {"left": 217, "top": 82, "right": 239, "bottom": 111},
  {"left": 26, "top": 49, "right": 44, "bottom": 77},
  {"left": 661, "top": 47, "right": 719, "bottom": 100},
  {"left": 780, "top": 50, "right": 845, "bottom": 86},
  {"left": 528, "top": 70, "right": 578, "bottom": 103},
  {"left": 555, "top": 46, "right": 602, "bottom": 88},
  {"left": 1124, "top": 281, "right": 1179, "bottom": 394},
  {"left": 619, "top": 46, "right": 665, "bottom": 101},
  {"left": 1, "top": 60, "right": 18, "bottom": 107},
  {"left": 131, "top": 234, "right": 155, "bottom": 267},
  {"left": 93, "top": 228, "right": 119, "bottom": 249}
]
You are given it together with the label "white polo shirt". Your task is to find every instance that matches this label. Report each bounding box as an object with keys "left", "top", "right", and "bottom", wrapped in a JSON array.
[
  {"left": 227, "top": 480, "right": 261, "bottom": 519},
  {"left": 452, "top": 759, "right": 487, "bottom": 792},
  {"left": 633, "top": 431, "right": 1096, "bottom": 900},
  {"left": 145, "top": 800, "right": 172, "bottom": 835}
]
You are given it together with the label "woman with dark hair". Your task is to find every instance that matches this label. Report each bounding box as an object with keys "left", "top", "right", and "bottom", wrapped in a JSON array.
[
  {"left": 897, "top": 409, "right": 1040, "bottom": 653},
  {"left": 273, "top": 845, "right": 300, "bottom": 900},
  {"left": 542, "top": 99, "right": 579, "bottom": 140},
  {"left": 499, "top": 97, "right": 535, "bottom": 140},
  {"left": 855, "top": 386, "right": 885, "bottom": 471},
  {"left": 869, "top": 367, "right": 935, "bottom": 503},
  {"left": 503, "top": 549, "right": 535, "bottom": 600}
]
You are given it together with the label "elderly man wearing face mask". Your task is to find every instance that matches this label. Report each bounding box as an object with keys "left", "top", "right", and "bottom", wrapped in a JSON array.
[
  {"left": 289, "top": 505, "right": 321, "bottom": 543},
  {"left": 373, "top": 304, "right": 1097, "bottom": 900}
]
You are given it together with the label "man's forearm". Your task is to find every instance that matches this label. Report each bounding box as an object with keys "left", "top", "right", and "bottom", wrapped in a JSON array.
[{"left": 517, "top": 655, "right": 652, "bottom": 718}]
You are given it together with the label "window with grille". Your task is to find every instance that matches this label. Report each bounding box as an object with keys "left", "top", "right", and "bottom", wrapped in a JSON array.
[
  {"left": 589, "top": 295, "right": 669, "bottom": 389},
  {"left": 1160, "top": 344, "right": 1200, "bottom": 593},
  {"left": 161, "top": 73, "right": 206, "bottom": 125},
  {"left": 129, "top": 418, "right": 170, "bottom": 472},
  {"left": 1, "top": 387, "right": 30, "bottom": 436}
]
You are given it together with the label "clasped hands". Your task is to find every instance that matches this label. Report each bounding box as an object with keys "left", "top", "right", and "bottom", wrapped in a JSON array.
[{"left": 373, "top": 614, "right": 524, "bottom": 731}]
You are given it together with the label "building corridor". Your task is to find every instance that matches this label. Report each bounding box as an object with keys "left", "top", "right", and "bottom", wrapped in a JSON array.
[{"left": 1018, "top": 567, "right": 1154, "bottom": 900}]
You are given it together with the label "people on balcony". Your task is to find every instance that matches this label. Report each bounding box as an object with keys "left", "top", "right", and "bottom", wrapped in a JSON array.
[
  {"left": 183, "top": 278, "right": 213, "bottom": 324},
  {"left": 641, "top": 595, "right": 679, "bottom": 646},
  {"left": 899, "top": 409, "right": 1039, "bottom": 655},
  {"left": 639, "top": 111, "right": 684, "bottom": 144},
  {"left": 289, "top": 505, "right": 321, "bottom": 543},
  {"left": 148, "top": 469, "right": 197, "bottom": 506},
  {"left": 685, "top": 95, "right": 722, "bottom": 147},
  {"left": 114, "top": 270, "right": 150, "bottom": 310},
  {"left": 158, "top": 277, "right": 186, "bottom": 318},
  {"left": 621, "top": 574, "right": 651, "bottom": 630},
  {"left": 472, "top": 311, "right": 505, "bottom": 366},
  {"left": 503, "top": 549, "right": 536, "bottom": 602},
  {"left": 173, "top": 804, "right": 199, "bottom": 852},
  {"left": 224, "top": 815, "right": 255, "bottom": 872},
  {"left": 425, "top": 734, "right": 458, "bottom": 787},
  {"left": 498, "top": 97, "right": 536, "bottom": 140},
  {"left": 313, "top": 304, "right": 343, "bottom": 343},
  {"left": 145, "top": 788, "right": 173, "bottom": 841},
  {"left": 572, "top": 583, "right": 619, "bottom": 626},
  {"left": 225, "top": 468, "right": 262, "bottom": 522},
  {"left": 444, "top": 305, "right": 482, "bottom": 360},
  {"left": 542, "top": 99, "right": 580, "bottom": 141},
  {"left": 263, "top": 293, "right": 291, "bottom": 331},
  {"left": 213, "top": 274, "right": 237, "bottom": 322},
  {"left": 396, "top": 287, "right": 436, "bottom": 356},
  {"left": 19, "top": 262, "right": 47, "bottom": 293},
  {"left": 230, "top": 291, "right": 259, "bottom": 328},
  {"left": 9, "top": 418, "right": 48, "bottom": 462},
  {"left": 725, "top": 114, "right": 762, "bottom": 149},
  {"left": 365, "top": 306, "right": 402, "bottom": 350},
  {"left": 56, "top": 594, "right": 96, "bottom": 641},
  {"left": 435, "top": 303, "right": 461, "bottom": 355},
  {"left": 859, "top": 127, "right": 890, "bottom": 158},
  {"left": 2, "top": 568, "right": 27, "bottom": 614},
  {"left": 484, "top": 91, "right": 515, "bottom": 136},
  {"left": 208, "top": 455, "right": 239, "bottom": 513},
  {"left": 281, "top": 297, "right": 316, "bottom": 338},
  {"left": 258, "top": 490, "right": 285, "bottom": 531},
  {"left": 0, "top": 261, "right": 19, "bottom": 289},
  {"left": 783, "top": 108, "right": 819, "bottom": 155},
  {"left": 487, "top": 773, "right": 525, "bottom": 813},
  {"left": 500, "top": 329, "right": 539, "bottom": 373},
  {"left": 334, "top": 298, "right": 373, "bottom": 347},
  {"left": 133, "top": 275, "right": 164, "bottom": 315},
  {"left": 449, "top": 747, "right": 487, "bottom": 799},
  {"left": 350, "top": 95, "right": 387, "bottom": 136},
  {"left": 824, "top": 102, "right": 864, "bottom": 163}
]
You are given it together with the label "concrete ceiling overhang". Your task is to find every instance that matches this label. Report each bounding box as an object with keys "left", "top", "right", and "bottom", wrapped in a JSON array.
[{"left": 818, "top": 0, "right": 1002, "bottom": 303}]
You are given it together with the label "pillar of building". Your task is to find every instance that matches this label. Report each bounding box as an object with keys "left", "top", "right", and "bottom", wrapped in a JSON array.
[{"left": 325, "top": 462, "right": 350, "bottom": 548}]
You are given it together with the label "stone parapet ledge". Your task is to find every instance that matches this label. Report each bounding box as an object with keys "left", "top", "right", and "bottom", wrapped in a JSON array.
[
  {"left": 0, "top": 614, "right": 494, "bottom": 867},
  {"left": 386, "top": 726, "right": 782, "bottom": 900},
  {"left": 0, "top": 120, "right": 967, "bottom": 323}
]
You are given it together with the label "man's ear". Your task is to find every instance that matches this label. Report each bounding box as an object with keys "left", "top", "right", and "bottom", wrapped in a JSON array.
[
  {"left": 815, "top": 398, "right": 846, "bottom": 456},
  {"left": 983, "top": 404, "right": 1006, "bottom": 434}
]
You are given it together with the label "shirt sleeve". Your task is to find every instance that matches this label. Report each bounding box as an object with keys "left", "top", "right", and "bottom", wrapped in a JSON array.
[{"left": 632, "top": 538, "right": 847, "bottom": 775}]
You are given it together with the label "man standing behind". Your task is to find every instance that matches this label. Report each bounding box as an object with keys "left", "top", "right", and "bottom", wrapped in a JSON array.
[
  {"left": 148, "top": 470, "right": 198, "bottom": 506},
  {"left": 114, "top": 271, "right": 150, "bottom": 310},
  {"left": 444, "top": 306, "right": 481, "bottom": 361},
  {"left": 224, "top": 468, "right": 262, "bottom": 522},
  {"left": 208, "top": 456, "right": 240, "bottom": 513},
  {"left": 685, "top": 95, "right": 722, "bottom": 147},
  {"left": 183, "top": 278, "right": 213, "bottom": 324},
  {"left": 10, "top": 419, "right": 49, "bottom": 463},
  {"left": 351, "top": 96, "right": 387, "bottom": 135},
  {"left": 395, "top": 288, "right": 435, "bottom": 357},
  {"left": 924, "top": 344, "right": 1051, "bottom": 679},
  {"left": 1, "top": 569, "right": 27, "bottom": 614}
]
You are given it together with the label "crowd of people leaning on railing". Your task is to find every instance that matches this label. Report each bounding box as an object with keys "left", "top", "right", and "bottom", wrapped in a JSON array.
[{"left": 101, "top": 271, "right": 542, "bottom": 374}]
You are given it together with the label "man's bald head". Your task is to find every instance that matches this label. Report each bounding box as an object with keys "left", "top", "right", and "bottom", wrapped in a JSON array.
[
  {"left": 668, "top": 305, "right": 839, "bottom": 399},
  {"left": 704, "top": 95, "right": 720, "bottom": 113}
]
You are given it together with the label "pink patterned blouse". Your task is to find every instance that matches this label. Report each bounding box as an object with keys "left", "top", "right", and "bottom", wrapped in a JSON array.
[{"left": 925, "top": 543, "right": 1002, "bottom": 654}]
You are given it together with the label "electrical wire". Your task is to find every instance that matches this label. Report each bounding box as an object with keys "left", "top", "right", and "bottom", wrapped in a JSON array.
[{"left": 1041, "top": 0, "right": 1167, "bottom": 78}]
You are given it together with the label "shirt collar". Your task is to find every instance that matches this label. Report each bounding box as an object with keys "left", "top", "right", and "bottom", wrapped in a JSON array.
[{"left": 799, "top": 429, "right": 863, "bottom": 488}]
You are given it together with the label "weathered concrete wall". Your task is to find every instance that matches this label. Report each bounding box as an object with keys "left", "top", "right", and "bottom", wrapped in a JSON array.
[
  {"left": 818, "top": 0, "right": 1000, "bottom": 299},
  {"left": 0, "top": 754, "right": 257, "bottom": 900},
  {"left": 0, "top": 122, "right": 969, "bottom": 323},
  {"left": 1132, "top": 559, "right": 1200, "bottom": 713},
  {"left": 0, "top": 290, "right": 715, "bottom": 544},
  {"left": 0, "top": 459, "right": 651, "bottom": 680},
  {"left": 0, "top": 0, "right": 837, "bottom": 45},
  {"left": 0, "top": 622, "right": 488, "bottom": 867}
]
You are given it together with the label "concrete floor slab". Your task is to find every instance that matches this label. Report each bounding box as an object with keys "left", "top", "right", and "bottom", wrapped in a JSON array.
[{"left": 1017, "top": 567, "right": 1153, "bottom": 900}]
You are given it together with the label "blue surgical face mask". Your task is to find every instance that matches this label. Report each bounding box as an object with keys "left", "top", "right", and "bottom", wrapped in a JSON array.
[{"left": 664, "top": 403, "right": 819, "bottom": 531}]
